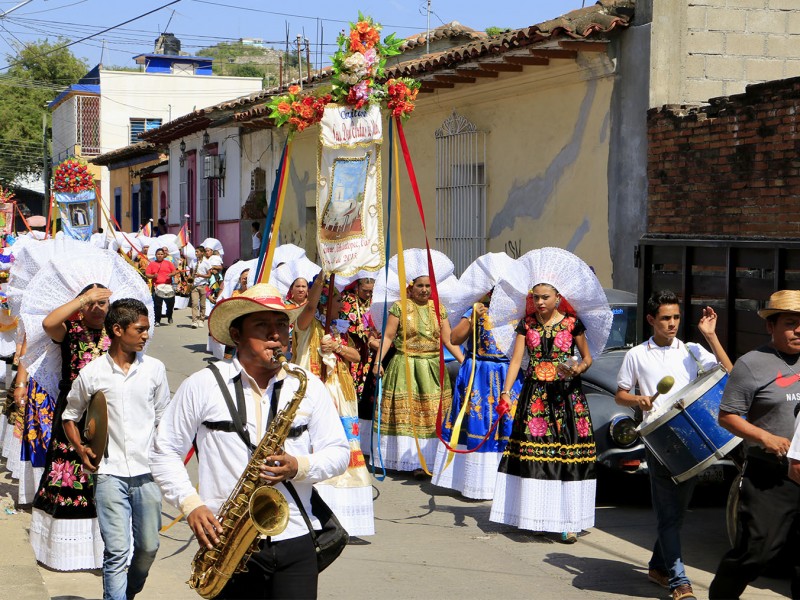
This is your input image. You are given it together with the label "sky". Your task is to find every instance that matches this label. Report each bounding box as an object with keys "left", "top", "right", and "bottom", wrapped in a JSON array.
[{"left": 0, "top": 0, "right": 588, "bottom": 72}]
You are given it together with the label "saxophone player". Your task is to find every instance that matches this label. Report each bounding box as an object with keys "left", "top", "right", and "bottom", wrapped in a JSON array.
[{"left": 150, "top": 282, "right": 349, "bottom": 599}]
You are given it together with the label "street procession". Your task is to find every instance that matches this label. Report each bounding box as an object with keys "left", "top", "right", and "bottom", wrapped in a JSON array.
[{"left": 2, "top": 1, "right": 800, "bottom": 599}]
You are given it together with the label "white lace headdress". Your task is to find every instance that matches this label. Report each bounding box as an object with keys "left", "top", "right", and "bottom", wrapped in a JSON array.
[
  {"left": 18, "top": 239, "right": 154, "bottom": 399},
  {"left": 446, "top": 252, "right": 518, "bottom": 327},
  {"left": 369, "top": 248, "right": 458, "bottom": 331},
  {"left": 489, "top": 247, "right": 612, "bottom": 359}
]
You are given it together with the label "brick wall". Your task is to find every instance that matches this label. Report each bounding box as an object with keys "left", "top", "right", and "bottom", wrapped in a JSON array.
[
  {"left": 682, "top": 0, "right": 800, "bottom": 103},
  {"left": 647, "top": 75, "right": 800, "bottom": 237}
]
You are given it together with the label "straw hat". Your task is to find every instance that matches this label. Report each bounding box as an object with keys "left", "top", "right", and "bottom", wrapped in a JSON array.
[
  {"left": 757, "top": 290, "right": 800, "bottom": 318},
  {"left": 208, "top": 282, "right": 304, "bottom": 346}
]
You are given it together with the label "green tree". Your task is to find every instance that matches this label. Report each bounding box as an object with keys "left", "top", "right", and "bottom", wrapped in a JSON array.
[
  {"left": 485, "top": 26, "right": 511, "bottom": 36},
  {"left": 0, "top": 39, "right": 88, "bottom": 183}
]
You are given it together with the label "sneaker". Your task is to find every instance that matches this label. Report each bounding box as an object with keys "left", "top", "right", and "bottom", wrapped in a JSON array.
[
  {"left": 648, "top": 569, "right": 669, "bottom": 590},
  {"left": 168, "top": 318, "right": 173, "bottom": 324},
  {"left": 671, "top": 584, "right": 696, "bottom": 600},
  {"left": 191, "top": 322, "right": 199, "bottom": 329}
]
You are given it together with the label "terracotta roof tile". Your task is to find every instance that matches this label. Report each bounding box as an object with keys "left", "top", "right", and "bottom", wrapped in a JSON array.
[{"left": 143, "top": 0, "right": 634, "bottom": 142}]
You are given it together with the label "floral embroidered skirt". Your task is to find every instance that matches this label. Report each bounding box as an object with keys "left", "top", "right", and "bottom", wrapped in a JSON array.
[
  {"left": 432, "top": 356, "right": 521, "bottom": 499},
  {"left": 490, "top": 377, "right": 596, "bottom": 532},
  {"left": 32, "top": 390, "right": 96, "bottom": 519},
  {"left": 21, "top": 379, "right": 55, "bottom": 468}
]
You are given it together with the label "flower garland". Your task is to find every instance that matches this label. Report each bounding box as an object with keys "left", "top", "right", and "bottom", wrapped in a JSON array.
[
  {"left": 266, "top": 85, "right": 332, "bottom": 134},
  {"left": 53, "top": 157, "right": 94, "bottom": 193},
  {"left": 330, "top": 14, "right": 403, "bottom": 110},
  {"left": 265, "top": 13, "right": 420, "bottom": 130}
]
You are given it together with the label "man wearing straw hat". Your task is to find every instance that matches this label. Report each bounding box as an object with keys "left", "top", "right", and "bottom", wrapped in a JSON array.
[
  {"left": 149, "top": 282, "right": 349, "bottom": 599},
  {"left": 709, "top": 290, "right": 800, "bottom": 599}
]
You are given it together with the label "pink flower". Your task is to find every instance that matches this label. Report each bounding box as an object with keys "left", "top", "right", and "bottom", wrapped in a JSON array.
[
  {"left": 526, "top": 328, "right": 541, "bottom": 350},
  {"left": 363, "top": 47, "right": 377, "bottom": 67},
  {"left": 554, "top": 330, "right": 573, "bottom": 353},
  {"left": 82, "top": 351, "right": 93, "bottom": 363},
  {"left": 61, "top": 466, "right": 77, "bottom": 488},
  {"left": 527, "top": 417, "right": 547, "bottom": 437},
  {"left": 48, "top": 460, "right": 67, "bottom": 484},
  {"left": 576, "top": 417, "right": 590, "bottom": 437}
]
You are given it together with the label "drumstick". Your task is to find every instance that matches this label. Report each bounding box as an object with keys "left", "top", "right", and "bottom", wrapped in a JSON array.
[{"left": 649, "top": 376, "right": 675, "bottom": 405}]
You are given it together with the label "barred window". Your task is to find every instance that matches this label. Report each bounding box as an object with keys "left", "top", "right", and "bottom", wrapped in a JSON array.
[
  {"left": 129, "top": 118, "right": 162, "bottom": 144},
  {"left": 435, "top": 110, "right": 487, "bottom": 275}
]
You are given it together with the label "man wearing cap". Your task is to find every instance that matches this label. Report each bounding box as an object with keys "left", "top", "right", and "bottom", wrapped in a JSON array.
[
  {"left": 150, "top": 283, "right": 349, "bottom": 599},
  {"left": 709, "top": 290, "right": 800, "bottom": 599}
]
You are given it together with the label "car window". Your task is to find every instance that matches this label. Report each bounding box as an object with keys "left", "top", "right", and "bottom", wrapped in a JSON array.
[{"left": 605, "top": 304, "right": 637, "bottom": 350}]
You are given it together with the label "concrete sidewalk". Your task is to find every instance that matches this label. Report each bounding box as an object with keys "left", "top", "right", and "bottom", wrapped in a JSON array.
[{"left": 0, "top": 470, "right": 48, "bottom": 600}]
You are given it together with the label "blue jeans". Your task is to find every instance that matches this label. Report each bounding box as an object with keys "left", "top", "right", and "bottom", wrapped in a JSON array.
[
  {"left": 646, "top": 448, "right": 697, "bottom": 591},
  {"left": 95, "top": 474, "right": 162, "bottom": 600}
]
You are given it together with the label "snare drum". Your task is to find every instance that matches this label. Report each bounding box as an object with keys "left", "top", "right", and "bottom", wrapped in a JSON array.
[{"left": 637, "top": 365, "right": 741, "bottom": 483}]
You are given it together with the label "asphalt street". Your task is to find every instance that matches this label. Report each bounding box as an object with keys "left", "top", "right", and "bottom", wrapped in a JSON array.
[{"left": 0, "top": 305, "right": 791, "bottom": 600}]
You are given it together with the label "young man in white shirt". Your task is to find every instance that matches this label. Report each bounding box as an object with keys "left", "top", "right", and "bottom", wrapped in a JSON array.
[
  {"left": 615, "top": 290, "right": 732, "bottom": 600},
  {"left": 150, "top": 282, "right": 349, "bottom": 599},
  {"left": 190, "top": 246, "right": 209, "bottom": 328},
  {"left": 63, "top": 299, "right": 171, "bottom": 600}
]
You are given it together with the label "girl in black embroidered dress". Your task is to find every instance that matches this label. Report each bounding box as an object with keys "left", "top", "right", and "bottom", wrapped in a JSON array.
[{"left": 489, "top": 283, "right": 596, "bottom": 543}]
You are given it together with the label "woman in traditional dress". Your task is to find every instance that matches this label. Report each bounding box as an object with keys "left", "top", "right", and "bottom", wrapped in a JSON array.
[
  {"left": 489, "top": 282, "right": 595, "bottom": 543},
  {"left": 432, "top": 298, "right": 522, "bottom": 499},
  {"left": 372, "top": 251, "right": 463, "bottom": 477},
  {"left": 292, "top": 274, "right": 374, "bottom": 537},
  {"left": 30, "top": 283, "right": 112, "bottom": 570}
]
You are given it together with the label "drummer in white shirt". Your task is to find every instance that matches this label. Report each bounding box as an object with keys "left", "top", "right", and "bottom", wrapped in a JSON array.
[
  {"left": 615, "top": 290, "right": 733, "bottom": 600},
  {"left": 149, "top": 282, "right": 349, "bottom": 600}
]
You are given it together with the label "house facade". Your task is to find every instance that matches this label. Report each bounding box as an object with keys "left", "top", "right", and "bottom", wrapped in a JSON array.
[{"left": 50, "top": 37, "right": 262, "bottom": 231}]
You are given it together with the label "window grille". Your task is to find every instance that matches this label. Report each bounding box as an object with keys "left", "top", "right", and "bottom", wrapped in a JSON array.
[
  {"left": 76, "top": 96, "right": 100, "bottom": 156},
  {"left": 435, "top": 110, "right": 487, "bottom": 275},
  {"left": 129, "top": 118, "right": 162, "bottom": 144}
]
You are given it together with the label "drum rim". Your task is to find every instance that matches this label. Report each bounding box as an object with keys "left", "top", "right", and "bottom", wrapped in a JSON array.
[
  {"left": 637, "top": 364, "right": 728, "bottom": 437},
  {"left": 671, "top": 436, "right": 743, "bottom": 483}
]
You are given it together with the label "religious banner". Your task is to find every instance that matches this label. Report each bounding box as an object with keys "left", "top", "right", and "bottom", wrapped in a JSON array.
[
  {"left": 316, "top": 103, "right": 383, "bottom": 276},
  {"left": 53, "top": 158, "right": 96, "bottom": 241},
  {"left": 0, "top": 185, "right": 14, "bottom": 237}
]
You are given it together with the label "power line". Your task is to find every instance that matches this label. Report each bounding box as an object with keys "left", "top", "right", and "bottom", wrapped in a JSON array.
[
  {"left": 0, "top": 0, "right": 182, "bottom": 73},
  {"left": 188, "top": 0, "right": 421, "bottom": 30}
]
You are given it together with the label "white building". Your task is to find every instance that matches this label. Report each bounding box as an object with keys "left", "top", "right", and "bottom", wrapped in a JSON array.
[{"left": 50, "top": 39, "right": 262, "bottom": 228}]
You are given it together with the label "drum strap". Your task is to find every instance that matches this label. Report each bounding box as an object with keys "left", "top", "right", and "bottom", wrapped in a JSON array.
[{"left": 686, "top": 343, "right": 706, "bottom": 376}]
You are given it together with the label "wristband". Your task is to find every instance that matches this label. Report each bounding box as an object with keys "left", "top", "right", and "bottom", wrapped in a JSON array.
[
  {"left": 500, "top": 390, "right": 511, "bottom": 397},
  {"left": 14, "top": 382, "right": 27, "bottom": 389}
]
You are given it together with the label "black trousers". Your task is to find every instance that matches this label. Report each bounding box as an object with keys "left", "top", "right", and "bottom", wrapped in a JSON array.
[
  {"left": 153, "top": 293, "right": 175, "bottom": 324},
  {"left": 216, "top": 533, "right": 318, "bottom": 600},
  {"left": 709, "top": 456, "right": 800, "bottom": 599}
]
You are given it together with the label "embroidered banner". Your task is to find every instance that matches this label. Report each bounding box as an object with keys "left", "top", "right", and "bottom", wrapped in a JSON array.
[
  {"left": 55, "top": 189, "right": 96, "bottom": 241},
  {"left": 316, "top": 104, "right": 384, "bottom": 276}
]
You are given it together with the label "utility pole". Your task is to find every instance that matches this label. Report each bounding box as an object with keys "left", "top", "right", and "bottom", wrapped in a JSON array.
[
  {"left": 42, "top": 112, "right": 49, "bottom": 218},
  {"left": 426, "top": 0, "right": 431, "bottom": 55},
  {"left": 305, "top": 37, "right": 311, "bottom": 82},
  {"left": 296, "top": 34, "right": 303, "bottom": 88}
]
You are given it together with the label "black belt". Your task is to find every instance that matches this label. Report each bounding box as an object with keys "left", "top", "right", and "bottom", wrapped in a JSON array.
[{"left": 202, "top": 420, "right": 307, "bottom": 439}]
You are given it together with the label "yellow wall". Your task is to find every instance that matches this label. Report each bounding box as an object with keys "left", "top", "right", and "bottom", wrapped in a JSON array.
[
  {"left": 106, "top": 159, "right": 162, "bottom": 231},
  {"left": 276, "top": 58, "right": 616, "bottom": 285}
]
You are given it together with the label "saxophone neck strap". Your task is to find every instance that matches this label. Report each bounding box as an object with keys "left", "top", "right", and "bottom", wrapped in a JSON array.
[{"left": 206, "top": 363, "right": 254, "bottom": 452}]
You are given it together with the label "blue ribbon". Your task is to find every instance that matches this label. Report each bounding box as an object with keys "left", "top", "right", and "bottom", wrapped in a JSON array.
[{"left": 254, "top": 138, "right": 288, "bottom": 281}]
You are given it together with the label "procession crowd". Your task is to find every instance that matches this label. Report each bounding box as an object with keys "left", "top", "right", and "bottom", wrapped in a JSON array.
[{"left": 0, "top": 230, "right": 799, "bottom": 600}]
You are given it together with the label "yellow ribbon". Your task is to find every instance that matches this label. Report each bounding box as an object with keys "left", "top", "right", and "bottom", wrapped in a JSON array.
[
  {"left": 442, "top": 303, "right": 482, "bottom": 471},
  {"left": 260, "top": 138, "right": 293, "bottom": 283}
]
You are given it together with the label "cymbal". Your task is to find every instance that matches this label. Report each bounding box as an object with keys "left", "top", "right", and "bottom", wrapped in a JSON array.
[{"left": 83, "top": 390, "right": 108, "bottom": 468}]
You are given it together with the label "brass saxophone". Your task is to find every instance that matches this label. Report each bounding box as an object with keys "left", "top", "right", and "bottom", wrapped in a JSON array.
[{"left": 189, "top": 349, "right": 308, "bottom": 598}]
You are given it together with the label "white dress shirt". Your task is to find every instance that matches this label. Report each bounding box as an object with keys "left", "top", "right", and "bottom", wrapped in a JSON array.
[
  {"left": 617, "top": 337, "right": 718, "bottom": 422},
  {"left": 149, "top": 358, "right": 349, "bottom": 542},
  {"left": 194, "top": 258, "right": 211, "bottom": 286},
  {"left": 63, "top": 353, "right": 171, "bottom": 477}
]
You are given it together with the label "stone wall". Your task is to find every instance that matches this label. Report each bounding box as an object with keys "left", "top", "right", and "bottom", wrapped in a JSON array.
[{"left": 647, "top": 75, "right": 800, "bottom": 237}]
